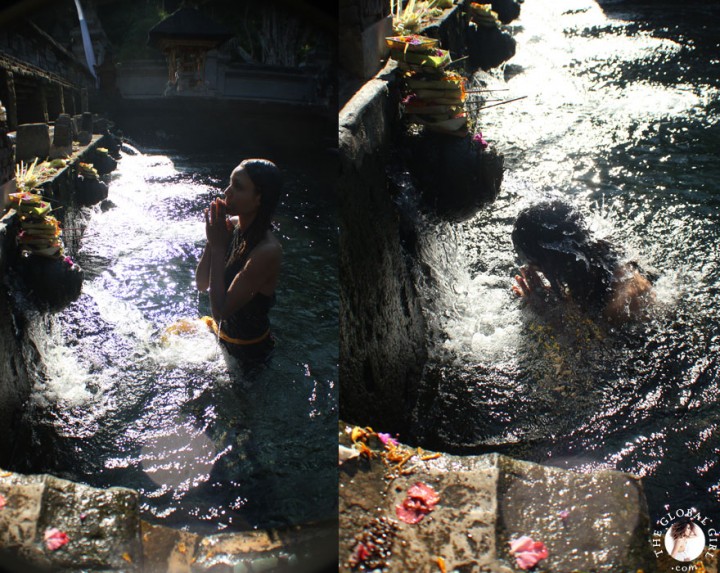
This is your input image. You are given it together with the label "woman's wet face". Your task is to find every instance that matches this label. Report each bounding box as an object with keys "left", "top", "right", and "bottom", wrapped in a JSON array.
[{"left": 224, "top": 166, "right": 260, "bottom": 216}]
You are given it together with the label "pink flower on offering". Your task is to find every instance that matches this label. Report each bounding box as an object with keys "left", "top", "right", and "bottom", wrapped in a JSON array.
[
  {"left": 377, "top": 432, "right": 398, "bottom": 447},
  {"left": 473, "top": 131, "right": 489, "bottom": 149},
  {"left": 0, "top": 494, "right": 6, "bottom": 509},
  {"left": 508, "top": 536, "right": 549, "bottom": 570},
  {"left": 402, "top": 94, "right": 417, "bottom": 105},
  {"left": 44, "top": 528, "right": 70, "bottom": 551},
  {"left": 559, "top": 509, "right": 570, "bottom": 520},
  {"left": 395, "top": 482, "right": 440, "bottom": 524},
  {"left": 63, "top": 256, "right": 74, "bottom": 266}
]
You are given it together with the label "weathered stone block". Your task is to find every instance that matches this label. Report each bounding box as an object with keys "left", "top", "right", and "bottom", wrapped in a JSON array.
[
  {"left": 491, "top": 0, "right": 522, "bottom": 24},
  {"left": 14, "top": 255, "right": 84, "bottom": 311},
  {"left": 339, "top": 15, "right": 393, "bottom": 81},
  {"left": 141, "top": 521, "right": 200, "bottom": 573},
  {"left": 339, "top": 436, "right": 656, "bottom": 573},
  {"left": 76, "top": 176, "right": 108, "bottom": 206},
  {"left": 404, "top": 130, "right": 503, "bottom": 222},
  {"left": 77, "top": 130, "right": 92, "bottom": 145},
  {"left": 15, "top": 123, "right": 50, "bottom": 162},
  {"left": 466, "top": 24, "right": 517, "bottom": 71},
  {"left": 0, "top": 469, "right": 142, "bottom": 572},
  {"left": 81, "top": 111, "right": 93, "bottom": 133},
  {"left": 52, "top": 114, "right": 73, "bottom": 148}
]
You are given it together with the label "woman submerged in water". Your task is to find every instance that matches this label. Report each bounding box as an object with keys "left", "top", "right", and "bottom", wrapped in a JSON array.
[
  {"left": 511, "top": 200, "right": 655, "bottom": 325},
  {"left": 196, "top": 158, "right": 283, "bottom": 363}
]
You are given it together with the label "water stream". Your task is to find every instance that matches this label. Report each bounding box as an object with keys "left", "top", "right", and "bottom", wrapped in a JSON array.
[
  {"left": 14, "top": 147, "right": 338, "bottom": 533},
  {"left": 407, "top": 0, "right": 719, "bottom": 522}
]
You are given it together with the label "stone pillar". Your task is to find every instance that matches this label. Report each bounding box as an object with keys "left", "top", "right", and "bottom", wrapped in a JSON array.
[
  {"left": 4, "top": 72, "right": 17, "bottom": 131},
  {"left": 57, "top": 84, "right": 65, "bottom": 114},
  {"left": 80, "top": 87, "right": 88, "bottom": 112},
  {"left": 39, "top": 82, "right": 49, "bottom": 123}
]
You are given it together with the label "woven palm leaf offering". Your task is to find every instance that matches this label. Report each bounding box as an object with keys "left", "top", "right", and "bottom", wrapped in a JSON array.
[
  {"left": 385, "top": 34, "right": 440, "bottom": 53},
  {"left": 402, "top": 71, "right": 469, "bottom": 136},
  {"left": 387, "top": 34, "right": 452, "bottom": 74},
  {"left": 8, "top": 191, "right": 65, "bottom": 258},
  {"left": 468, "top": 2, "right": 500, "bottom": 27}
]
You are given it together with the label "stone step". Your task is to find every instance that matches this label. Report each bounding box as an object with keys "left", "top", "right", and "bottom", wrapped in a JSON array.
[{"left": 339, "top": 427, "right": 657, "bottom": 572}]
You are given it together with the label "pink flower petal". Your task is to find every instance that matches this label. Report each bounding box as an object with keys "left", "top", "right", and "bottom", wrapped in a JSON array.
[
  {"left": 377, "top": 432, "right": 398, "bottom": 447},
  {"left": 509, "top": 535, "right": 534, "bottom": 553},
  {"left": 0, "top": 494, "right": 6, "bottom": 509},
  {"left": 559, "top": 509, "right": 569, "bottom": 520},
  {"left": 395, "top": 501, "right": 427, "bottom": 524},
  {"left": 509, "top": 536, "right": 548, "bottom": 570},
  {"left": 406, "top": 482, "right": 440, "bottom": 508},
  {"left": 44, "top": 528, "right": 70, "bottom": 551}
]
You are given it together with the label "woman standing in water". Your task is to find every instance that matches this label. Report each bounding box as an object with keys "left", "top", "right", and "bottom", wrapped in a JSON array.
[
  {"left": 511, "top": 200, "right": 654, "bottom": 325},
  {"left": 196, "top": 158, "right": 283, "bottom": 362}
]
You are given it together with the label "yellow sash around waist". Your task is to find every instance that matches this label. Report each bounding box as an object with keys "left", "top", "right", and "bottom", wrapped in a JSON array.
[{"left": 199, "top": 316, "right": 271, "bottom": 346}]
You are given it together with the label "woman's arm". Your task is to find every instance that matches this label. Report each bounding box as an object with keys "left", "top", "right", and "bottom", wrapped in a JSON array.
[
  {"left": 195, "top": 243, "right": 211, "bottom": 292},
  {"left": 209, "top": 242, "right": 281, "bottom": 320},
  {"left": 603, "top": 269, "right": 654, "bottom": 324}
]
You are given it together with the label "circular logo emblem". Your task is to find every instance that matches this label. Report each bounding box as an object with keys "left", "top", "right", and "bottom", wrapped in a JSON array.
[
  {"left": 650, "top": 507, "right": 719, "bottom": 569},
  {"left": 663, "top": 520, "right": 705, "bottom": 562}
]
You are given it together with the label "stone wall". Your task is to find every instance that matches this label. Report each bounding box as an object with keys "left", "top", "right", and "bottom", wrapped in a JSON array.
[
  {"left": 0, "top": 213, "right": 37, "bottom": 465},
  {"left": 339, "top": 61, "right": 427, "bottom": 434},
  {"left": 0, "top": 468, "right": 337, "bottom": 573}
]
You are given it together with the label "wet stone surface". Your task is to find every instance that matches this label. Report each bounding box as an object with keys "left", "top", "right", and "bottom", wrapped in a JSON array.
[
  {"left": 339, "top": 428, "right": 656, "bottom": 572},
  {"left": 0, "top": 468, "right": 141, "bottom": 571}
]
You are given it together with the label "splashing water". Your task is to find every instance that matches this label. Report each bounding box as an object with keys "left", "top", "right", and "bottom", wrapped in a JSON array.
[
  {"left": 16, "top": 149, "right": 338, "bottom": 533},
  {"left": 408, "top": 0, "right": 720, "bottom": 522}
]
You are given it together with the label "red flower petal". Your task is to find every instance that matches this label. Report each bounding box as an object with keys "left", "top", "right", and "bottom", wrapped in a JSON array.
[
  {"left": 395, "top": 502, "right": 427, "bottom": 524},
  {"left": 406, "top": 482, "right": 440, "bottom": 508},
  {"left": 509, "top": 536, "right": 548, "bottom": 570},
  {"left": 44, "top": 528, "right": 70, "bottom": 551}
]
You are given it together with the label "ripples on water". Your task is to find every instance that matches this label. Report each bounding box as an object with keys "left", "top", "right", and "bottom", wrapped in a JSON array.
[
  {"left": 407, "top": 0, "right": 720, "bottom": 521},
  {"left": 20, "top": 150, "right": 338, "bottom": 532}
]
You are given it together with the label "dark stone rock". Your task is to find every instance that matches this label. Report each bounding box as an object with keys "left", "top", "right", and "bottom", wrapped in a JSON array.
[
  {"left": 491, "top": 0, "right": 522, "bottom": 24},
  {"left": 100, "top": 199, "right": 116, "bottom": 212},
  {"left": 404, "top": 131, "right": 503, "bottom": 222},
  {"left": 92, "top": 116, "right": 109, "bottom": 135},
  {"left": 15, "top": 124, "right": 50, "bottom": 162},
  {"left": 92, "top": 152, "right": 117, "bottom": 176},
  {"left": 81, "top": 111, "right": 93, "bottom": 133},
  {"left": 52, "top": 115, "right": 73, "bottom": 148},
  {"left": 77, "top": 130, "right": 92, "bottom": 145},
  {"left": 466, "top": 24, "right": 517, "bottom": 71},
  {"left": 75, "top": 176, "right": 108, "bottom": 206},
  {"left": 14, "top": 255, "right": 83, "bottom": 311}
]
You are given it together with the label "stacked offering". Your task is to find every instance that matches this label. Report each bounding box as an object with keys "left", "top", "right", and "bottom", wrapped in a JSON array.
[
  {"left": 8, "top": 192, "right": 64, "bottom": 258},
  {"left": 387, "top": 35, "right": 468, "bottom": 136},
  {"left": 468, "top": 3, "right": 500, "bottom": 27},
  {"left": 78, "top": 162, "right": 99, "bottom": 180}
]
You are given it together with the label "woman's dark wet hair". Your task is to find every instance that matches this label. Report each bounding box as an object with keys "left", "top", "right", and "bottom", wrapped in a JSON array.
[
  {"left": 227, "top": 158, "right": 283, "bottom": 267},
  {"left": 511, "top": 200, "right": 621, "bottom": 308},
  {"left": 670, "top": 520, "right": 697, "bottom": 540}
]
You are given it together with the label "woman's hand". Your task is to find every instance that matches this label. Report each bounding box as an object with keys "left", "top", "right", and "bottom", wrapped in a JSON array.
[
  {"left": 512, "top": 265, "right": 551, "bottom": 307},
  {"left": 205, "top": 198, "right": 233, "bottom": 249}
]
